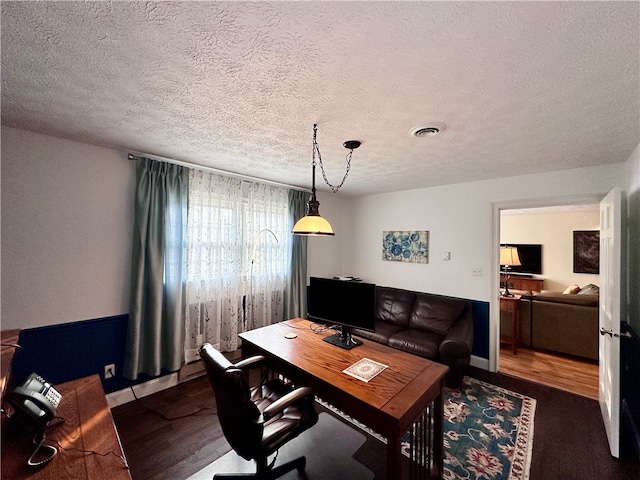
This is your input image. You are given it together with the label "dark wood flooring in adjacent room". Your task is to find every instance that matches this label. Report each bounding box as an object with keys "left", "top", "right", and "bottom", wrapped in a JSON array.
[{"left": 111, "top": 368, "right": 639, "bottom": 480}]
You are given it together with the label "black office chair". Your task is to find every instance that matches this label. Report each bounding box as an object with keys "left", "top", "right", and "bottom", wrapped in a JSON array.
[{"left": 199, "top": 343, "right": 318, "bottom": 479}]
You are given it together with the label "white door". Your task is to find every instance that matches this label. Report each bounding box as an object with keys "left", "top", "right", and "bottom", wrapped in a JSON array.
[{"left": 599, "top": 187, "right": 625, "bottom": 458}]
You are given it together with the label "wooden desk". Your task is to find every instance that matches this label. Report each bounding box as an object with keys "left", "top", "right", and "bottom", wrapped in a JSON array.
[
  {"left": 239, "top": 319, "right": 448, "bottom": 479},
  {"left": 500, "top": 294, "right": 522, "bottom": 354},
  {"left": 2, "top": 374, "right": 132, "bottom": 480},
  {"left": 1, "top": 330, "right": 20, "bottom": 401}
]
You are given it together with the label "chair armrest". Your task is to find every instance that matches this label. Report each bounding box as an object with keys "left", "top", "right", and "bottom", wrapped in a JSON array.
[
  {"left": 262, "top": 386, "right": 314, "bottom": 421},
  {"left": 234, "top": 355, "right": 267, "bottom": 369}
]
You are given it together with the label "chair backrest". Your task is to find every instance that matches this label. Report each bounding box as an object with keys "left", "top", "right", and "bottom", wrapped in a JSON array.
[{"left": 199, "top": 343, "right": 262, "bottom": 460}]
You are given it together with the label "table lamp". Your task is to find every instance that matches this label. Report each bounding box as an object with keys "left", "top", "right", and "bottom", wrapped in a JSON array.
[{"left": 500, "top": 246, "right": 521, "bottom": 297}]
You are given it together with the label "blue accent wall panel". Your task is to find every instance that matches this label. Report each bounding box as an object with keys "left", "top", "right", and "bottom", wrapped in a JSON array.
[
  {"left": 12, "top": 315, "right": 129, "bottom": 394},
  {"left": 469, "top": 299, "right": 490, "bottom": 359}
]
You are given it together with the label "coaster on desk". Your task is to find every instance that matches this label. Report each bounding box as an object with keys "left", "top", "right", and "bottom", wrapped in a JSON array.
[
  {"left": 284, "top": 332, "right": 297, "bottom": 339},
  {"left": 343, "top": 358, "right": 388, "bottom": 382}
]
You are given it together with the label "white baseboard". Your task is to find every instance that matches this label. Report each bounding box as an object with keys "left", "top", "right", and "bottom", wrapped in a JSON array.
[
  {"left": 179, "top": 359, "right": 205, "bottom": 382},
  {"left": 106, "top": 373, "right": 181, "bottom": 409},
  {"left": 470, "top": 355, "right": 489, "bottom": 371}
]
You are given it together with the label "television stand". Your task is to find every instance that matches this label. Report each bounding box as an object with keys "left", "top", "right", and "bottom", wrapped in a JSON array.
[
  {"left": 500, "top": 274, "right": 544, "bottom": 292},
  {"left": 323, "top": 327, "right": 362, "bottom": 350}
]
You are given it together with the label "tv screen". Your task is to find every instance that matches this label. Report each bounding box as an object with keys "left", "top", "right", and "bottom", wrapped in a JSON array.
[
  {"left": 308, "top": 277, "right": 376, "bottom": 349},
  {"left": 500, "top": 244, "right": 542, "bottom": 275}
]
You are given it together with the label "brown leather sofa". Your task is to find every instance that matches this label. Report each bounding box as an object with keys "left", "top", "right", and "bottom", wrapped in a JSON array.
[
  {"left": 501, "top": 286, "right": 599, "bottom": 360},
  {"left": 352, "top": 286, "right": 474, "bottom": 388}
]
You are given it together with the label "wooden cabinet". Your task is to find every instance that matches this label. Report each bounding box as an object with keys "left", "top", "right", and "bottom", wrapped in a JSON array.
[
  {"left": 500, "top": 295, "right": 522, "bottom": 354},
  {"left": 501, "top": 275, "right": 544, "bottom": 292}
]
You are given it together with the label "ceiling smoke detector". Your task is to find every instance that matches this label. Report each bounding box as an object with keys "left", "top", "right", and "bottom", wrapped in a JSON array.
[{"left": 410, "top": 123, "right": 446, "bottom": 138}]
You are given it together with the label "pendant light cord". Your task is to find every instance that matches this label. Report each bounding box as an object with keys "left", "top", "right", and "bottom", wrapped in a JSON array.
[{"left": 313, "top": 124, "right": 353, "bottom": 194}]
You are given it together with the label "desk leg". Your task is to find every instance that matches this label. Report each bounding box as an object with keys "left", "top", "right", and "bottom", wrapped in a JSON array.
[
  {"left": 512, "top": 306, "right": 520, "bottom": 355},
  {"left": 386, "top": 431, "right": 402, "bottom": 480},
  {"left": 432, "top": 384, "right": 444, "bottom": 479}
]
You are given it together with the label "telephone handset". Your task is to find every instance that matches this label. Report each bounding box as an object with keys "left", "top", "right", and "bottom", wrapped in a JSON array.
[{"left": 10, "top": 373, "right": 62, "bottom": 425}]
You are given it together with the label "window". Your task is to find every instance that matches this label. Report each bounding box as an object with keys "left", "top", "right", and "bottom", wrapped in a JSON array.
[{"left": 184, "top": 170, "right": 290, "bottom": 358}]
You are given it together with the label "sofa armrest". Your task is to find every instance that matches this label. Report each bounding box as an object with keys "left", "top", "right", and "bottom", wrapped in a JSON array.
[
  {"left": 438, "top": 306, "right": 473, "bottom": 388},
  {"left": 439, "top": 308, "right": 473, "bottom": 359}
]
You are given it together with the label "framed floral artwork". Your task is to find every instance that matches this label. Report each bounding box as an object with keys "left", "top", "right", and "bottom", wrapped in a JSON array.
[{"left": 382, "top": 231, "right": 429, "bottom": 263}]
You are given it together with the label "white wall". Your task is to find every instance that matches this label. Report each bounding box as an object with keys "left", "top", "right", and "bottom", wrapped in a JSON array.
[
  {"left": 323, "top": 165, "right": 625, "bottom": 304},
  {"left": 1, "top": 127, "right": 135, "bottom": 329},
  {"left": 501, "top": 210, "right": 600, "bottom": 292}
]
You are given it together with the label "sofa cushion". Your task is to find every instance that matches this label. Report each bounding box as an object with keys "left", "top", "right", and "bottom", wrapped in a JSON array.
[
  {"left": 388, "top": 329, "right": 442, "bottom": 359},
  {"left": 533, "top": 292, "right": 599, "bottom": 307},
  {"left": 577, "top": 284, "right": 599, "bottom": 295},
  {"left": 375, "top": 287, "right": 415, "bottom": 327},
  {"left": 409, "top": 293, "right": 466, "bottom": 336}
]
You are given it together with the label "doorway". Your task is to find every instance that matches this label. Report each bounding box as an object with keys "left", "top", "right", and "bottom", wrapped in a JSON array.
[{"left": 496, "top": 200, "right": 601, "bottom": 399}]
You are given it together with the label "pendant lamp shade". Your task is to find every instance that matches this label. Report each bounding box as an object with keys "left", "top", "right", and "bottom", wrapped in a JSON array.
[
  {"left": 291, "top": 212, "right": 334, "bottom": 236},
  {"left": 292, "top": 197, "right": 334, "bottom": 236}
]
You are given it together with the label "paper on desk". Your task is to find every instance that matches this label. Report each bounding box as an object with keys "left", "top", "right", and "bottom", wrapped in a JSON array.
[{"left": 343, "top": 358, "right": 388, "bottom": 382}]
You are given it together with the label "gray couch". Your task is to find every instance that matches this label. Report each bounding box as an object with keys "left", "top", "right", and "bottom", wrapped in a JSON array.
[{"left": 501, "top": 284, "right": 599, "bottom": 361}]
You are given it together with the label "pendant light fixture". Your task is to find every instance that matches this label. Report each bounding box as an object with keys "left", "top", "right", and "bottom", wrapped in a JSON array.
[{"left": 292, "top": 124, "right": 360, "bottom": 236}]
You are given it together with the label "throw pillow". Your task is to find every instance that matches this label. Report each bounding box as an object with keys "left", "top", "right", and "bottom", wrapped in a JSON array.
[
  {"left": 577, "top": 283, "right": 600, "bottom": 295},
  {"left": 563, "top": 284, "right": 581, "bottom": 294}
]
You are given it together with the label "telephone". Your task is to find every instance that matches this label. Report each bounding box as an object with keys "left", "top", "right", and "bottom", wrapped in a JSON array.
[{"left": 9, "top": 373, "right": 62, "bottom": 425}]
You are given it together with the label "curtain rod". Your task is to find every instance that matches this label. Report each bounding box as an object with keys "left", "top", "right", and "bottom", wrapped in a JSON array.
[{"left": 127, "top": 152, "right": 311, "bottom": 193}]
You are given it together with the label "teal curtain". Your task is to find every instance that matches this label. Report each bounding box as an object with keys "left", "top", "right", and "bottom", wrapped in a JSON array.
[
  {"left": 124, "top": 158, "right": 188, "bottom": 380},
  {"left": 285, "top": 190, "right": 308, "bottom": 319}
]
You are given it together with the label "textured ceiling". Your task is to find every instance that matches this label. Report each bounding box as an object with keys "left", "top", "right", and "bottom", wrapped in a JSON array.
[{"left": 2, "top": 1, "right": 639, "bottom": 197}]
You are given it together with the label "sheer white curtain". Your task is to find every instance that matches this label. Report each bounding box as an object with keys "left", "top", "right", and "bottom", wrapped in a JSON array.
[
  {"left": 184, "top": 169, "right": 289, "bottom": 363},
  {"left": 245, "top": 182, "right": 290, "bottom": 331}
]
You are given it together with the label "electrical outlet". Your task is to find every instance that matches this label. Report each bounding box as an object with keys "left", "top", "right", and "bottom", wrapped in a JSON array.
[
  {"left": 472, "top": 268, "right": 483, "bottom": 277},
  {"left": 104, "top": 364, "right": 116, "bottom": 379}
]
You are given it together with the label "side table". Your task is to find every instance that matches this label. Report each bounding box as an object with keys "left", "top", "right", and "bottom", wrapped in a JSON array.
[{"left": 500, "top": 294, "right": 522, "bottom": 354}]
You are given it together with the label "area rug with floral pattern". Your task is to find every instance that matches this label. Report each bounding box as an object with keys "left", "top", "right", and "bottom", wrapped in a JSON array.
[
  {"left": 318, "top": 376, "right": 536, "bottom": 480},
  {"left": 437, "top": 376, "right": 536, "bottom": 480}
]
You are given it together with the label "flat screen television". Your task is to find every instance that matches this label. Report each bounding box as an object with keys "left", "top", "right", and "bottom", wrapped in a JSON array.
[
  {"left": 500, "top": 243, "right": 543, "bottom": 275},
  {"left": 308, "top": 277, "right": 376, "bottom": 350}
]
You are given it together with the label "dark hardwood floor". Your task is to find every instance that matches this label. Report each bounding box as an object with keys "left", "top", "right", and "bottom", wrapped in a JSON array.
[{"left": 111, "top": 367, "right": 639, "bottom": 480}]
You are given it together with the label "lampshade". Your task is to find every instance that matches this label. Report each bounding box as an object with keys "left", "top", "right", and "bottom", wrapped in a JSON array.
[
  {"left": 500, "top": 246, "right": 522, "bottom": 266},
  {"left": 291, "top": 212, "right": 334, "bottom": 236}
]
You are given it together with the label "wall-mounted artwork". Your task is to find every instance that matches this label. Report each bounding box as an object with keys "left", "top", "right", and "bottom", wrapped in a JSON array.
[
  {"left": 573, "top": 230, "right": 599, "bottom": 274},
  {"left": 382, "top": 231, "right": 429, "bottom": 263}
]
